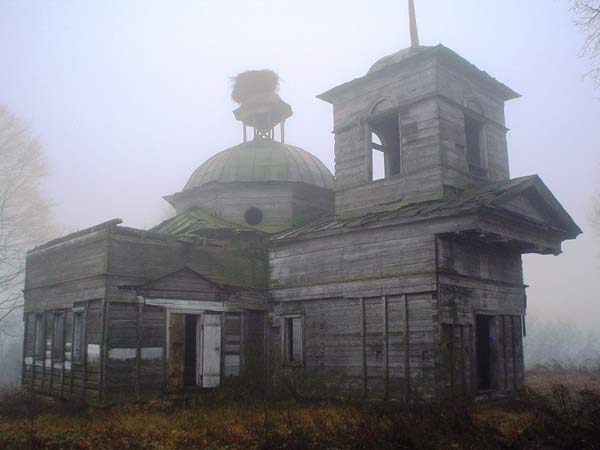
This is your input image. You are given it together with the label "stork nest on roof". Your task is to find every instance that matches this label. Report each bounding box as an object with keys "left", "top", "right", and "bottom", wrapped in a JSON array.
[{"left": 231, "top": 70, "right": 279, "bottom": 104}]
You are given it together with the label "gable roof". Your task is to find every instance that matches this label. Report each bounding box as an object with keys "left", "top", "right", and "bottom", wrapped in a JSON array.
[{"left": 273, "top": 175, "right": 581, "bottom": 242}]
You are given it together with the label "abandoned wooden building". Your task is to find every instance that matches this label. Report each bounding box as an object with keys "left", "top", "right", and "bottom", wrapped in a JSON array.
[{"left": 21, "top": 36, "right": 581, "bottom": 404}]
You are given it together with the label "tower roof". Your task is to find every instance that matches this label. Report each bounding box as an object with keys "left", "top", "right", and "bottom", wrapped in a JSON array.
[
  {"left": 183, "top": 138, "right": 334, "bottom": 191},
  {"left": 367, "top": 45, "right": 432, "bottom": 73},
  {"left": 318, "top": 44, "right": 520, "bottom": 103}
]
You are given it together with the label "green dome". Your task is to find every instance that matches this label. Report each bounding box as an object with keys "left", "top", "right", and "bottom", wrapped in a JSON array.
[{"left": 184, "top": 139, "right": 334, "bottom": 191}]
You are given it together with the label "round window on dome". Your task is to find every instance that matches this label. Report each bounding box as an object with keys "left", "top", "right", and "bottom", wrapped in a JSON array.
[{"left": 244, "top": 207, "right": 263, "bottom": 226}]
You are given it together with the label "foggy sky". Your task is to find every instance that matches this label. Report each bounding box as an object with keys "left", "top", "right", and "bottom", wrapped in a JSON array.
[{"left": 1, "top": 0, "right": 599, "bottom": 329}]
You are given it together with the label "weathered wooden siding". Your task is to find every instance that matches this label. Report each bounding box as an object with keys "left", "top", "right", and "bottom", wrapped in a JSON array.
[
  {"left": 24, "top": 230, "right": 109, "bottom": 313},
  {"left": 270, "top": 293, "right": 436, "bottom": 400},
  {"left": 22, "top": 300, "right": 105, "bottom": 403},
  {"left": 106, "top": 227, "right": 267, "bottom": 296},
  {"left": 436, "top": 235, "right": 526, "bottom": 394},
  {"left": 105, "top": 302, "right": 165, "bottom": 402},
  {"left": 270, "top": 226, "right": 437, "bottom": 292},
  {"left": 334, "top": 97, "right": 445, "bottom": 217}
]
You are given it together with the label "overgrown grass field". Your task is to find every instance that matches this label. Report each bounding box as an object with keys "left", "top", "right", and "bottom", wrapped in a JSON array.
[{"left": 1, "top": 371, "right": 599, "bottom": 450}]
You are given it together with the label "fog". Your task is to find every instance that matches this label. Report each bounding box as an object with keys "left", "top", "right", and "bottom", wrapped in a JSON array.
[{"left": 0, "top": 0, "right": 599, "bottom": 383}]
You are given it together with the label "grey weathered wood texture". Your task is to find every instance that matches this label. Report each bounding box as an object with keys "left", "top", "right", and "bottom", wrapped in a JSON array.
[{"left": 21, "top": 43, "right": 579, "bottom": 404}]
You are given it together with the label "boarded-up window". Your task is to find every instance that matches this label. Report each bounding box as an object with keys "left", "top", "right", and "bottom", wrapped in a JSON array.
[
  {"left": 73, "top": 310, "right": 85, "bottom": 362},
  {"left": 283, "top": 316, "right": 303, "bottom": 364},
  {"left": 34, "top": 314, "right": 44, "bottom": 357},
  {"left": 52, "top": 312, "right": 65, "bottom": 360}
]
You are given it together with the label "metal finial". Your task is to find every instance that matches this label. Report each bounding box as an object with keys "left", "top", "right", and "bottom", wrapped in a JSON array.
[{"left": 409, "top": 0, "right": 420, "bottom": 48}]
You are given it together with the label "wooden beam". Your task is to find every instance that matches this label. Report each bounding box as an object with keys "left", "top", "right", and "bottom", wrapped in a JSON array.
[
  {"left": 382, "top": 295, "right": 389, "bottom": 400},
  {"left": 403, "top": 294, "right": 410, "bottom": 403},
  {"left": 135, "top": 302, "right": 142, "bottom": 401},
  {"left": 360, "top": 297, "right": 367, "bottom": 398}
]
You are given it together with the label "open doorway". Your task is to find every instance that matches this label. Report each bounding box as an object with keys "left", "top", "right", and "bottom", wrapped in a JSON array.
[
  {"left": 476, "top": 315, "right": 495, "bottom": 390},
  {"left": 184, "top": 315, "right": 198, "bottom": 387},
  {"left": 178, "top": 313, "right": 222, "bottom": 388}
]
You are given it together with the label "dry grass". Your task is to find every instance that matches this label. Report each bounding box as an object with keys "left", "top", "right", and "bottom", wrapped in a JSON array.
[{"left": 1, "top": 373, "right": 600, "bottom": 450}]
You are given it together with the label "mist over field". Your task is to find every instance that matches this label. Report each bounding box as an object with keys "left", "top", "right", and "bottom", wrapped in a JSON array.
[{"left": 0, "top": 0, "right": 599, "bottom": 387}]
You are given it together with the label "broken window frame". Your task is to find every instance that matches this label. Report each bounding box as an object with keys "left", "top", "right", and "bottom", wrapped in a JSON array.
[
  {"left": 72, "top": 307, "right": 86, "bottom": 364},
  {"left": 282, "top": 314, "right": 303, "bottom": 366},
  {"left": 52, "top": 311, "right": 65, "bottom": 361},
  {"left": 366, "top": 108, "right": 402, "bottom": 182}
]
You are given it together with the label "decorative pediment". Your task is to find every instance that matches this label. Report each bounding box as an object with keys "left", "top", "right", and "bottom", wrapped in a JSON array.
[
  {"left": 135, "top": 267, "right": 224, "bottom": 300},
  {"left": 487, "top": 175, "right": 581, "bottom": 237}
]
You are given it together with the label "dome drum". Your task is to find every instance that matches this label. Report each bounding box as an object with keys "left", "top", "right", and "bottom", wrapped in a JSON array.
[{"left": 165, "top": 179, "right": 334, "bottom": 233}]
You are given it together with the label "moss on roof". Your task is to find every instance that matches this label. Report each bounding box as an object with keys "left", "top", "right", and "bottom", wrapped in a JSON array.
[
  {"left": 183, "top": 138, "right": 334, "bottom": 191},
  {"left": 151, "top": 207, "right": 257, "bottom": 235}
]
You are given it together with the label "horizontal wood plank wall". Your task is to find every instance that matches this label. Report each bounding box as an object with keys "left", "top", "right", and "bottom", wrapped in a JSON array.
[
  {"left": 104, "top": 301, "right": 166, "bottom": 402},
  {"left": 84, "top": 300, "right": 102, "bottom": 403},
  {"left": 106, "top": 302, "right": 138, "bottom": 403},
  {"left": 139, "top": 304, "right": 165, "bottom": 400},
  {"left": 271, "top": 293, "right": 436, "bottom": 401},
  {"left": 270, "top": 227, "right": 438, "bottom": 292},
  {"left": 436, "top": 235, "right": 526, "bottom": 394},
  {"left": 24, "top": 230, "right": 110, "bottom": 312}
]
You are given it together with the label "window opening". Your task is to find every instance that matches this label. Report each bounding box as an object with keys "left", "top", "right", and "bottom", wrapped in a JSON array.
[
  {"left": 284, "top": 316, "right": 302, "bottom": 364},
  {"left": 73, "top": 310, "right": 85, "bottom": 362},
  {"left": 244, "top": 207, "right": 263, "bottom": 226},
  {"left": 371, "top": 134, "right": 385, "bottom": 181},
  {"left": 465, "top": 115, "right": 485, "bottom": 176},
  {"left": 184, "top": 314, "right": 198, "bottom": 387},
  {"left": 476, "top": 314, "right": 495, "bottom": 390},
  {"left": 34, "top": 314, "right": 44, "bottom": 357},
  {"left": 52, "top": 312, "right": 64, "bottom": 360},
  {"left": 370, "top": 114, "right": 401, "bottom": 180}
]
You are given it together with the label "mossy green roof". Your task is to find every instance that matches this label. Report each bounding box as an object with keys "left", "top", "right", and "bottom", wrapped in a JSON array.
[
  {"left": 184, "top": 138, "right": 334, "bottom": 191},
  {"left": 151, "top": 207, "right": 256, "bottom": 235}
]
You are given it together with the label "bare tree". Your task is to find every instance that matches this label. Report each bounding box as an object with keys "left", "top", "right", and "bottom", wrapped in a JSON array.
[
  {"left": 0, "top": 106, "right": 54, "bottom": 334},
  {"left": 572, "top": 1, "right": 600, "bottom": 86}
]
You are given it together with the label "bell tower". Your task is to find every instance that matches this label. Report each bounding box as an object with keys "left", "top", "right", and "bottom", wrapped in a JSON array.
[{"left": 318, "top": 0, "right": 520, "bottom": 217}]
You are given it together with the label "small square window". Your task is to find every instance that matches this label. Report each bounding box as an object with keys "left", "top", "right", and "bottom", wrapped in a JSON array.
[{"left": 283, "top": 316, "right": 303, "bottom": 365}]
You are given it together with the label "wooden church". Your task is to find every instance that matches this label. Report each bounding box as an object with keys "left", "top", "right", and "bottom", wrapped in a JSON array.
[{"left": 21, "top": 6, "right": 580, "bottom": 404}]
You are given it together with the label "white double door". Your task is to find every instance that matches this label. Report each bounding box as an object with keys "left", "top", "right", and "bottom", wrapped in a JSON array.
[{"left": 196, "top": 313, "right": 221, "bottom": 388}]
